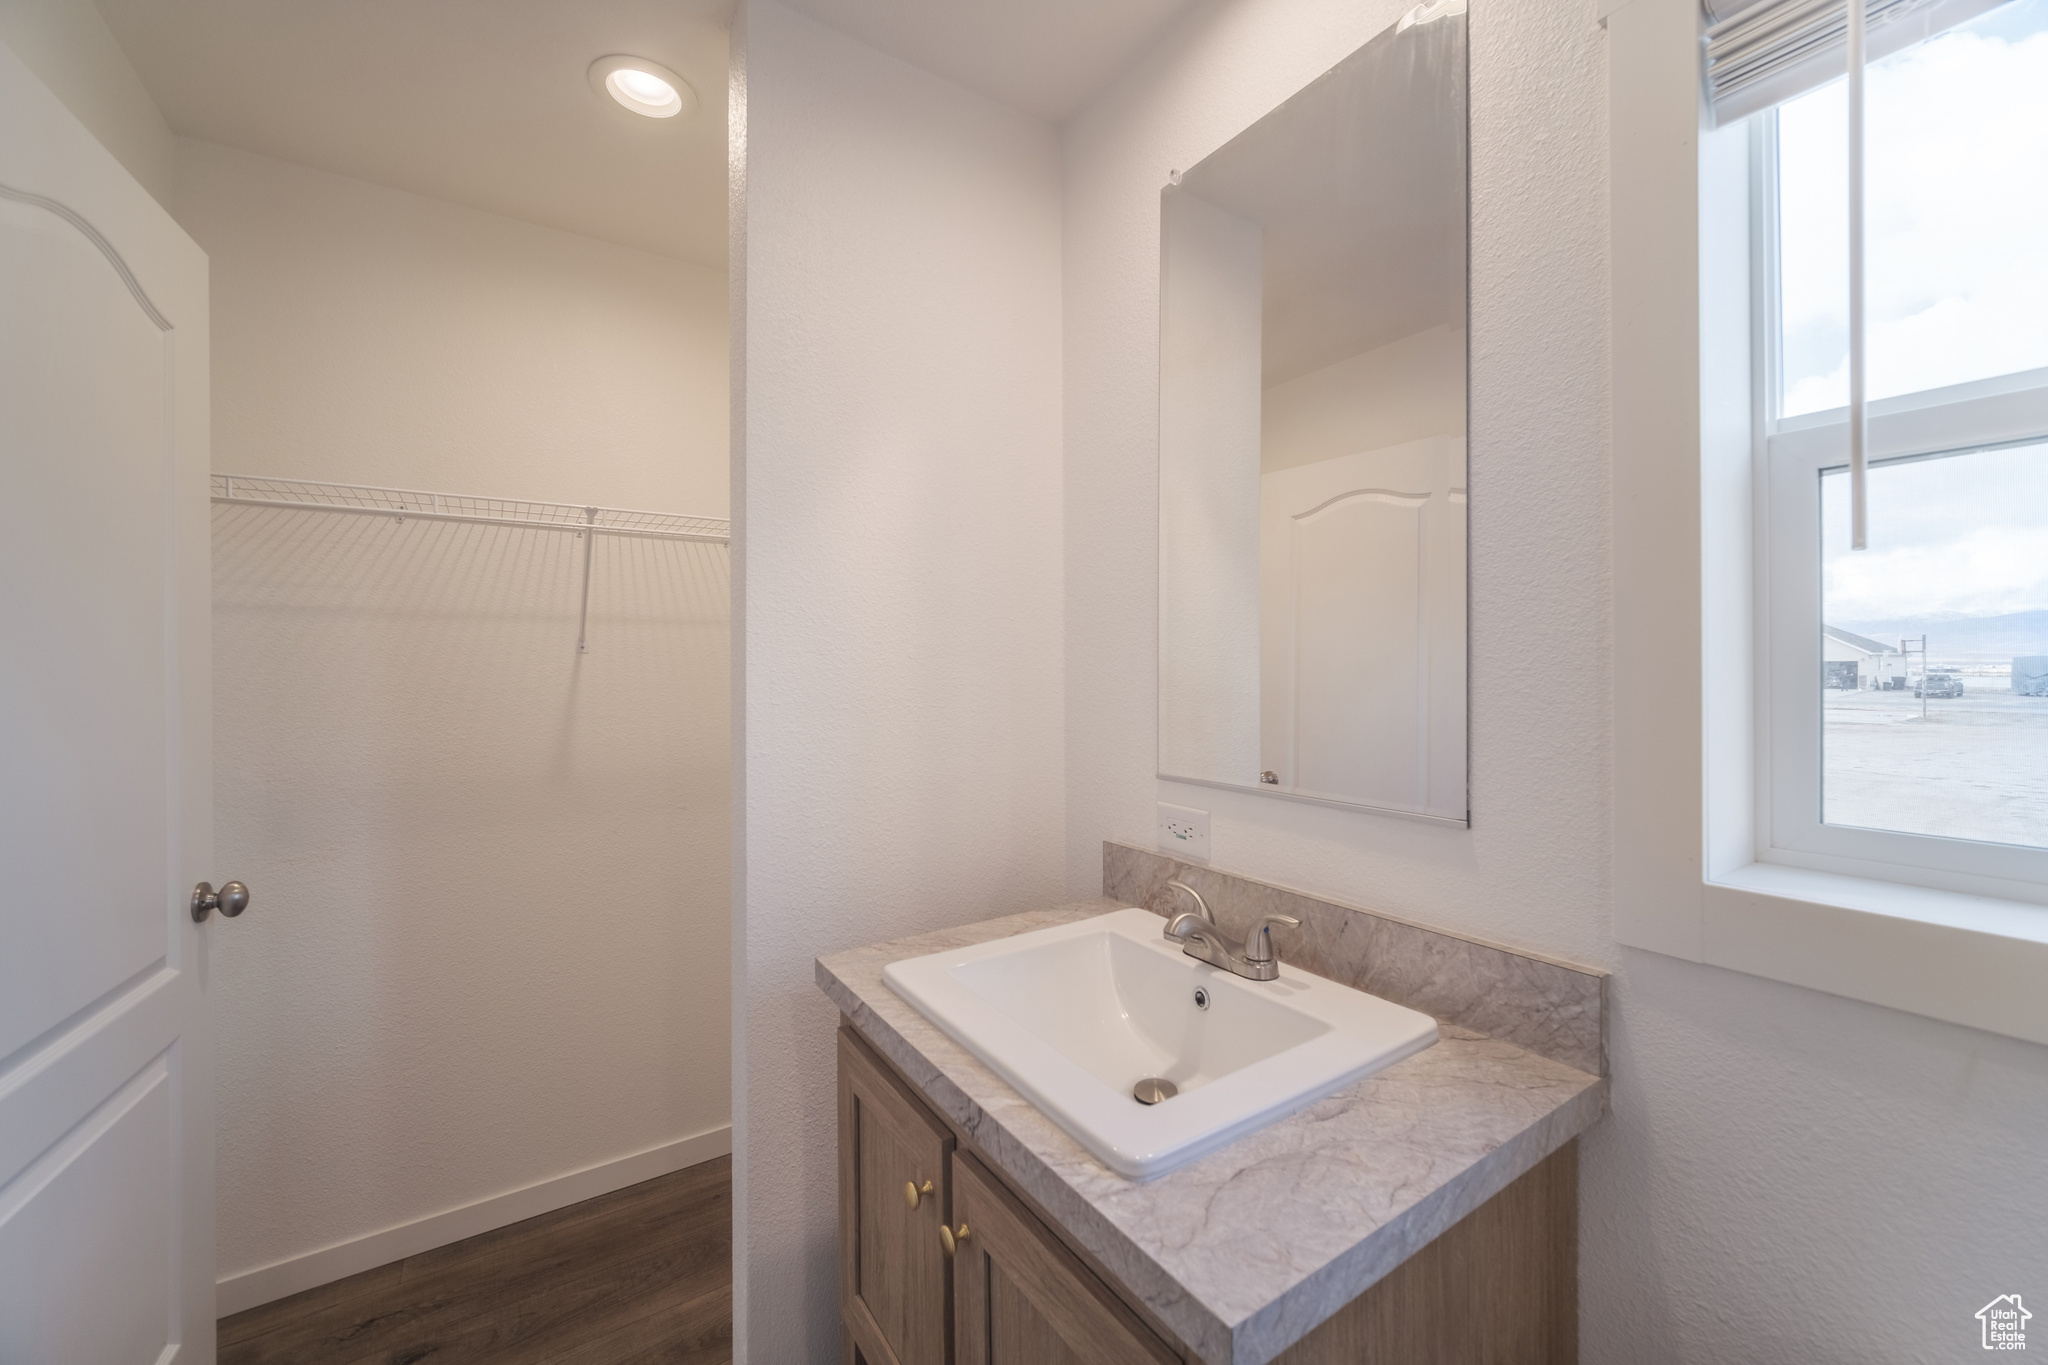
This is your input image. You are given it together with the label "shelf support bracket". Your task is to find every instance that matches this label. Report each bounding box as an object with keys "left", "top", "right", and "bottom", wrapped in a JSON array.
[{"left": 576, "top": 505, "right": 597, "bottom": 654}]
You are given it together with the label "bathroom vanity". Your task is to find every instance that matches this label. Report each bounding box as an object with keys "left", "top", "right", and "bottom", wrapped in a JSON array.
[{"left": 817, "top": 846, "right": 1608, "bottom": 1365}]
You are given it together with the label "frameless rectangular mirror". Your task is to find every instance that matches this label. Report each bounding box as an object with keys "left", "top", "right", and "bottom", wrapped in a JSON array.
[{"left": 1157, "top": 1, "right": 1468, "bottom": 823}]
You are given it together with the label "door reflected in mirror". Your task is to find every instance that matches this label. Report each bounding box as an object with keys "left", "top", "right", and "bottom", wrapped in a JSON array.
[{"left": 1157, "top": 2, "right": 1468, "bottom": 822}]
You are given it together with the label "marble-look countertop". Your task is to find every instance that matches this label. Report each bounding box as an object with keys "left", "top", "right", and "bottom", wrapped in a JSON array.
[{"left": 816, "top": 899, "right": 1607, "bottom": 1365}]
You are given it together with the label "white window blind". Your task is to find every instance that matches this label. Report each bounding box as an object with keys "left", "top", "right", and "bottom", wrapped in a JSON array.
[{"left": 1704, "top": 0, "right": 2009, "bottom": 122}]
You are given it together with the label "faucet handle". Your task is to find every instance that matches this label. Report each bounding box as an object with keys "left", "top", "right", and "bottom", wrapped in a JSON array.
[{"left": 1241, "top": 914, "right": 1300, "bottom": 965}]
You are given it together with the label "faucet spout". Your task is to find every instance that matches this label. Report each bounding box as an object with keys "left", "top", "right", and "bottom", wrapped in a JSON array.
[
  {"left": 1158, "top": 881, "right": 1298, "bottom": 982},
  {"left": 1164, "top": 880, "right": 1213, "bottom": 928}
]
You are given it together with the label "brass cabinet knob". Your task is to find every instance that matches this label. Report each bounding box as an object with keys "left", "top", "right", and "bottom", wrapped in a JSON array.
[
  {"left": 904, "top": 1179, "right": 934, "bottom": 1210},
  {"left": 939, "top": 1222, "right": 970, "bottom": 1257}
]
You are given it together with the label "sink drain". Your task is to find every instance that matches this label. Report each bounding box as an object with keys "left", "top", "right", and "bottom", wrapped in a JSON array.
[{"left": 1132, "top": 1077, "right": 1178, "bottom": 1105}]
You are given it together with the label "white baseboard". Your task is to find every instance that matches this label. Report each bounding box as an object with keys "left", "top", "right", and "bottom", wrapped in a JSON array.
[{"left": 216, "top": 1124, "right": 733, "bottom": 1318}]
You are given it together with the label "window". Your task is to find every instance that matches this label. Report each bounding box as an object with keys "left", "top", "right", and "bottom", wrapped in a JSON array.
[
  {"left": 1758, "top": 0, "right": 2048, "bottom": 898},
  {"left": 1607, "top": 0, "right": 2048, "bottom": 1043}
]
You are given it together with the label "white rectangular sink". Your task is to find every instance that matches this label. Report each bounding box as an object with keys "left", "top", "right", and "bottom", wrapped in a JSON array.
[{"left": 882, "top": 907, "right": 1438, "bottom": 1179}]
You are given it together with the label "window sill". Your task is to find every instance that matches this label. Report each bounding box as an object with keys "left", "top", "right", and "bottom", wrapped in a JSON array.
[{"left": 1700, "top": 864, "right": 2048, "bottom": 1044}]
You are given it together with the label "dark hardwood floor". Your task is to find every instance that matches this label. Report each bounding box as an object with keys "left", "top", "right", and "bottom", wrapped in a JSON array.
[{"left": 219, "top": 1157, "right": 732, "bottom": 1365}]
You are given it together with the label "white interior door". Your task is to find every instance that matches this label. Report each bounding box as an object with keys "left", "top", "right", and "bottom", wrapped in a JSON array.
[
  {"left": 0, "top": 41, "right": 217, "bottom": 1364},
  {"left": 1260, "top": 436, "right": 1466, "bottom": 818}
]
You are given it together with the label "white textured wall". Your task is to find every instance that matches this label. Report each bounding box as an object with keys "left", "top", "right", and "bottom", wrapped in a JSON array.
[
  {"left": 0, "top": 0, "right": 174, "bottom": 206},
  {"left": 1261, "top": 324, "right": 1466, "bottom": 474},
  {"left": 178, "top": 139, "right": 729, "bottom": 515},
  {"left": 184, "top": 141, "right": 733, "bottom": 1290},
  {"left": 1063, "top": 0, "right": 2048, "bottom": 1360},
  {"left": 730, "top": 2, "right": 1067, "bottom": 1357}
]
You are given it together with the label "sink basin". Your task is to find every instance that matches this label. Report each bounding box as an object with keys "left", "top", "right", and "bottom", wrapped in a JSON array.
[{"left": 882, "top": 907, "right": 1438, "bottom": 1178}]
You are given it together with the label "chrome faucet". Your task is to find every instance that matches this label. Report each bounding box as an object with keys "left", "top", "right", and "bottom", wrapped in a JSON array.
[{"left": 1162, "top": 880, "right": 1300, "bottom": 983}]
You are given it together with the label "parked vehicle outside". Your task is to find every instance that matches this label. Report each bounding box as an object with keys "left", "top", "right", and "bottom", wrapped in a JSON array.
[{"left": 1915, "top": 671, "right": 1966, "bottom": 699}]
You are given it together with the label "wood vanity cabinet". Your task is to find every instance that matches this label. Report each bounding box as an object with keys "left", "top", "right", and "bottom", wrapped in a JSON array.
[
  {"left": 838, "top": 1028, "right": 956, "bottom": 1365},
  {"left": 838, "top": 1028, "right": 1178, "bottom": 1365},
  {"left": 838, "top": 1025, "right": 1577, "bottom": 1365},
  {"left": 949, "top": 1149, "right": 1179, "bottom": 1365}
]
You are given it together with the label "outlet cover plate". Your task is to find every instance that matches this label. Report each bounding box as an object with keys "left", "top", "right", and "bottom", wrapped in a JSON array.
[{"left": 1156, "top": 802, "right": 1210, "bottom": 862}]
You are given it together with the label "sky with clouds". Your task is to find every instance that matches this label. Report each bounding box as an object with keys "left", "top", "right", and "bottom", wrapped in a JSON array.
[
  {"left": 1823, "top": 442, "right": 2048, "bottom": 619},
  {"left": 1779, "top": 0, "right": 2048, "bottom": 413},
  {"left": 1781, "top": 0, "right": 2048, "bottom": 622}
]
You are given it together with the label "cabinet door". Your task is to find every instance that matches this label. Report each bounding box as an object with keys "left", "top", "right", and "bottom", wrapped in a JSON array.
[
  {"left": 950, "top": 1151, "right": 1179, "bottom": 1365},
  {"left": 840, "top": 1028, "right": 955, "bottom": 1365}
]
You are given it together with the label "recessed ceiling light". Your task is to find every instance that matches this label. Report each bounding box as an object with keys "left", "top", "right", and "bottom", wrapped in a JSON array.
[{"left": 588, "top": 55, "right": 696, "bottom": 120}]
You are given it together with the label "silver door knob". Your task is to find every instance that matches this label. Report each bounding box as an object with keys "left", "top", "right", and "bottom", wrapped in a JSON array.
[{"left": 191, "top": 881, "right": 251, "bottom": 922}]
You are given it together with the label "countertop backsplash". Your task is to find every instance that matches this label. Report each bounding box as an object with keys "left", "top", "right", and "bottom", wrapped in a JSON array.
[{"left": 1103, "top": 842, "right": 1607, "bottom": 1077}]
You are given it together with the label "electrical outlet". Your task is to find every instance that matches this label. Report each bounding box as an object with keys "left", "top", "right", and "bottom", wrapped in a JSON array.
[{"left": 1156, "top": 802, "right": 1210, "bottom": 862}]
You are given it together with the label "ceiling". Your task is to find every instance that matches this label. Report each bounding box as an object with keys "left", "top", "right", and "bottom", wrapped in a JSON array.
[
  {"left": 778, "top": 0, "right": 1200, "bottom": 122},
  {"left": 96, "top": 0, "right": 1202, "bottom": 271},
  {"left": 97, "top": 0, "right": 734, "bottom": 268}
]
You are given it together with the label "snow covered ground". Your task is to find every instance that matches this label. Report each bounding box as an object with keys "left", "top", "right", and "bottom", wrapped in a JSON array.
[{"left": 1825, "top": 680, "right": 2048, "bottom": 848}]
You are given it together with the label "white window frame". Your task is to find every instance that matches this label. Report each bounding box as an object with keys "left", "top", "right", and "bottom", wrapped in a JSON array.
[
  {"left": 1755, "top": 109, "right": 2048, "bottom": 904},
  {"left": 1607, "top": 0, "right": 2048, "bottom": 1046}
]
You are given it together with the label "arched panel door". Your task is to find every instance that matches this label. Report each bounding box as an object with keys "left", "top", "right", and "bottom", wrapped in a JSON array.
[
  {"left": 1260, "top": 435, "right": 1466, "bottom": 819},
  {"left": 0, "top": 39, "right": 217, "bottom": 1363}
]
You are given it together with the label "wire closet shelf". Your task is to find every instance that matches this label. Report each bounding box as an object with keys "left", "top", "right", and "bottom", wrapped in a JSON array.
[
  {"left": 212, "top": 474, "right": 729, "bottom": 654},
  {"left": 211, "top": 474, "right": 730, "bottom": 543}
]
